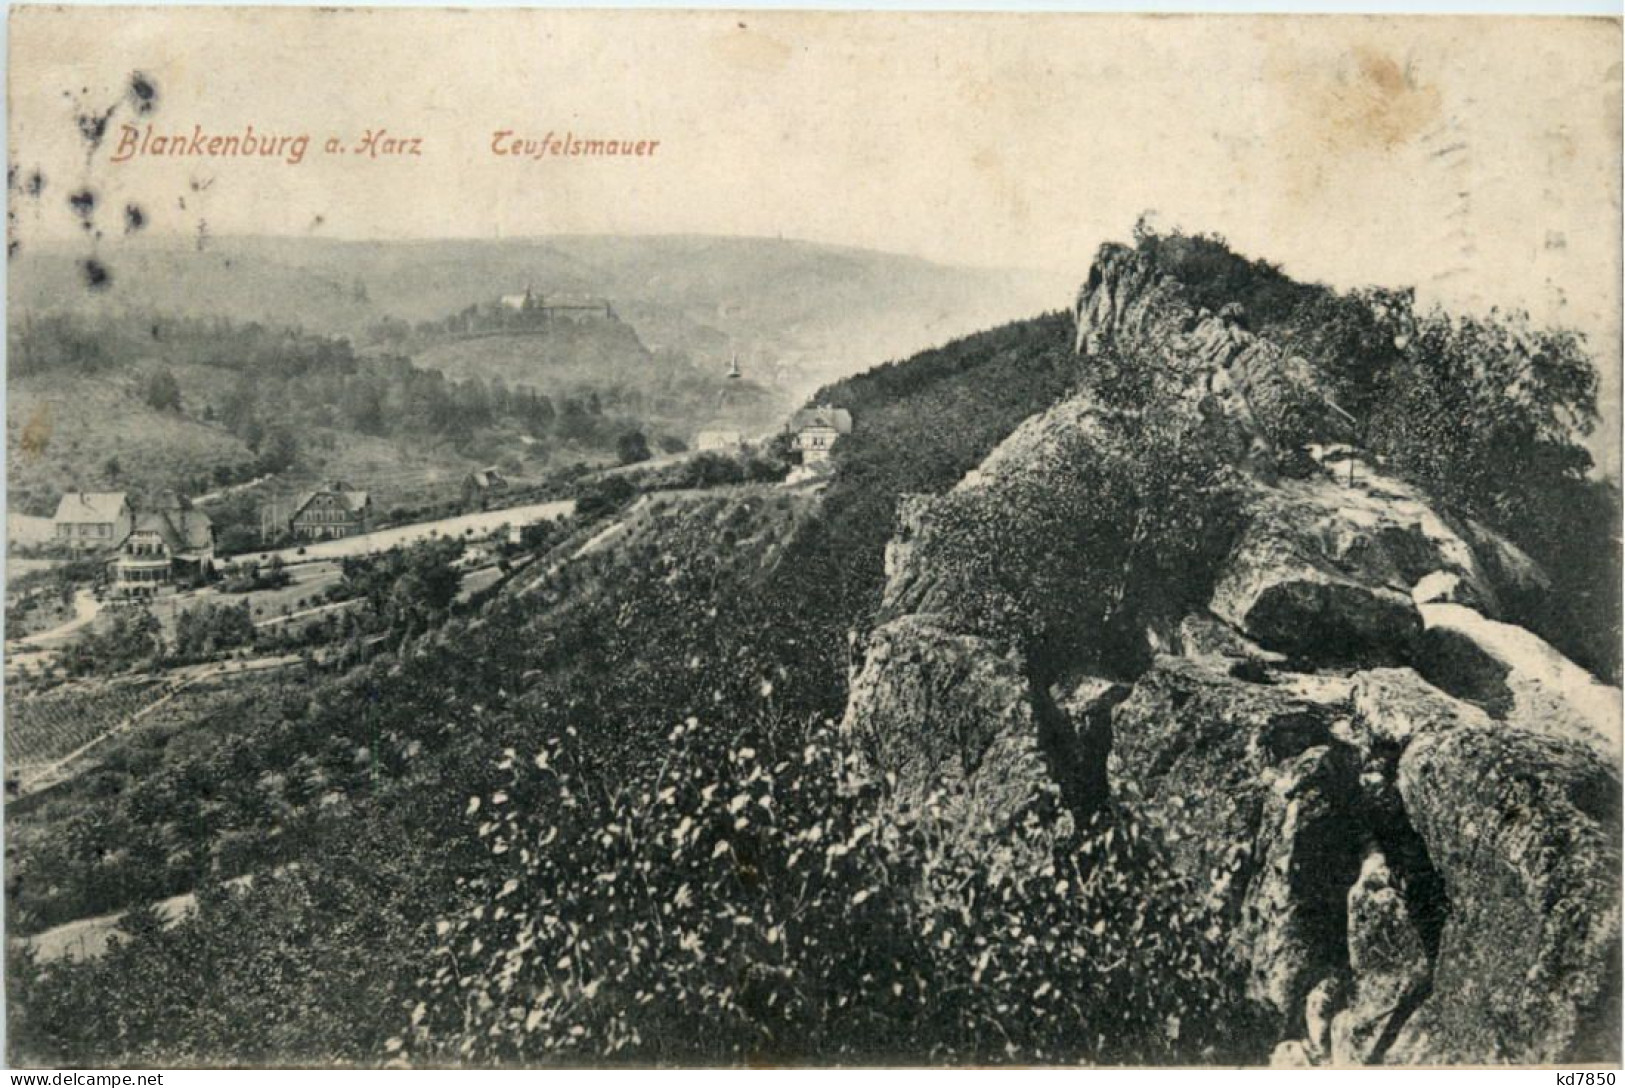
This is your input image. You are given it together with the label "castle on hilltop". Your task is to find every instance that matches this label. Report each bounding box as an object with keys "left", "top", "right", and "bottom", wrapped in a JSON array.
[{"left": 499, "top": 285, "right": 615, "bottom": 323}]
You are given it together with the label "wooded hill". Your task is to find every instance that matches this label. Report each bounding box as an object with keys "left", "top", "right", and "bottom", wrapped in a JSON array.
[{"left": 10, "top": 234, "right": 1069, "bottom": 397}]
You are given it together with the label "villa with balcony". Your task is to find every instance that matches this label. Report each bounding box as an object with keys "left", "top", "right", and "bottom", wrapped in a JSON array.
[{"left": 108, "top": 495, "right": 216, "bottom": 599}]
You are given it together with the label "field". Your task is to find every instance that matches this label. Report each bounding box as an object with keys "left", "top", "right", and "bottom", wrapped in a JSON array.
[
  {"left": 411, "top": 322, "right": 651, "bottom": 388},
  {"left": 5, "top": 676, "right": 164, "bottom": 767},
  {"left": 134, "top": 561, "right": 347, "bottom": 639},
  {"left": 293, "top": 427, "right": 485, "bottom": 510}
]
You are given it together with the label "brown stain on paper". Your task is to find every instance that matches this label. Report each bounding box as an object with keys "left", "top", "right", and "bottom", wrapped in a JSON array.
[
  {"left": 710, "top": 24, "right": 794, "bottom": 74},
  {"left": 1332, "top": 45, "right": 1444, "bottom": 151},
  {"left": 1269, "top": 39, "right": 1446, "bottom": 202},
  {"left": 19, "top": 404, "right": 52, "bottom": 459}
]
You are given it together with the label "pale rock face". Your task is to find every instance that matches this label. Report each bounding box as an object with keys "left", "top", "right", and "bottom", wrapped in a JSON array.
[
  {"left": 1411, "top": 570, "right": 1465, "bottom": 607},
  {"left": 1413, "top": 602, "right": 1623, "bottom": 762},
  {"left": 1330, "top": 848, "right": 1433, "bottom": 1065},
  {"left": 1270, "top": 1040, "right": 1315, "bottom": 1068},
  {"left": 1304, "top": 975, "right": 1348, "bottom": 1062},
  {"left": 1072, "top": 243, "right": 1186, "bottom": 357}
]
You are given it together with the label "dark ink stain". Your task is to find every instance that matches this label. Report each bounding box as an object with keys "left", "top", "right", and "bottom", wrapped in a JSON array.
[
  {"left": 3, "top": 165, "right": 43, "bottom": 199},
  {"left": 76, "top": 105, "right": 117, "bottom": 151},
  {"left": 124, "top": 203, "right": 146, "bottom": 233},
  {"left": 80, "top": 258, "right": 112, "bottom": 291},
  {"left": 68, "top": 188, "right": 97, "bottom": 231},
  {"left": 127, "top": 71, "right": 158, "bottom": 115}
]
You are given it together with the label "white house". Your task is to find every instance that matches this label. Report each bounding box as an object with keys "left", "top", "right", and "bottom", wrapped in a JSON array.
[
  {"left": 109, "top": 495, "right": 215, "bottom": 598},
  {"left": 52, "top": 492, "right": 132, "bottom": 553},
  {"left": 788, "top": 407, "right": 853, "bottom": 464}
]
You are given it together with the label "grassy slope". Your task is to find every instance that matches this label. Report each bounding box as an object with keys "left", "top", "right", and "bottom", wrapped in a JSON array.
[
  {"left": 760, "top": 310, "right": 1084, "bottom": 706},
  {"left": 7, "top": 372, "right": 257, "bottom": 515},
  {"left": 409, "top": 322, "right": 653, "bottom": 386}
]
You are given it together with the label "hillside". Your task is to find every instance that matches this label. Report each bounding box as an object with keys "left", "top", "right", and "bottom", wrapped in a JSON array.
[
  {"left": 10, "top": 234, "right": 1070, "bottom": 397},
  {"left": 4, "top": 311, "right": 731, "bottom": 532},
  {"left": 405, "top": 315, "right": 784, "bottom": 438},
  {"left": 6, "top": 370, "right": 258, "bottom": 517},
  {"left": 10, "top": 229, "right": 1618, "bottom": 1067}
]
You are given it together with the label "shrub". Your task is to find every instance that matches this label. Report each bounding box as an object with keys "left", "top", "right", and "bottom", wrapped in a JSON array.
[
  {"left": 407, "top": 714, "right": 1258, "bottom": 1066},
  {"left": 905, "top": 402, "right": 1243, "bottom": 680}
]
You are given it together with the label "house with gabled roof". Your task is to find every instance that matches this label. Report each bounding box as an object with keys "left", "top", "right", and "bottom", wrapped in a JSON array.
[
  {"left": 787, "top": 406, "right": 853, "bottom": 464},
  {"left": 288, "top": 482, "right": 372, "bottom": 541},
  {"left": 109, "top": 493, "right": 215, "bottom": 598},
  {"left": 52, "top": 491, "right": 132, "bottom": 553},
  {"left": 462, "top": 467, "right": 510, "bottom": 511}
]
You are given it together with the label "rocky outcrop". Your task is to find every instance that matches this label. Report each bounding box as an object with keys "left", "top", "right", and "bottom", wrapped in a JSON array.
[
  {"left": 1240, "top": 744, "right": 1363, "bottom": 1029},
  {"left": 1348, "top": 666, "right": 1491, "bottom": 749},
  {"left": 1072, "top": 243, "right": 1192, "bottom": 357},
  {"left": 1176, "top": 611, "right": 1286, "bottom": 667},
  {"left": 878, "top": 396, "right": 1106, "bottom": 621},
  {"left": 1211, "top": 528, "right": 1421, "bottom": 665},
  {"left": 842, "top": 614, "right": 1055, "bottom": 835},
  {"left": 1109, "top": 655, "right": 1364, "bottom": 1031},
  {"left": 1413, "top": 602, "right": 1622, "bottom": 762},
  {"left": 1389, "top": 723, "right": 1621, "bottom": 1064},
  {"left": 1074, "top": 243, "right": 1349, "bottom": 454},
  {"left": 1208, "top": 466, "right": 1550, "bottom": 666},
  {"left": 840, "top": 239, "right": 1619, "bottom": 1066},
  {"left": 1328, "top": 848, "right": 1434, "bottom": 1064}
]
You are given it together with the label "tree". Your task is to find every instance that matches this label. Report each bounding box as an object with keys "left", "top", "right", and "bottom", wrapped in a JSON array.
[
  {"left": 616, "top": 430, "right": 652, "bottom": 466},
  {"left": 256, "top": 427, "right": 300, "bottom": 474},
  {"left": 144, "top": 368, "right": 181, "bottom": 413}
]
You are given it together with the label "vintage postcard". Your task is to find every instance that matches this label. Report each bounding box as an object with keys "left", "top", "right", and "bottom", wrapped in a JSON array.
[{"left": 4, "top": 5, "right": 1621, "bottom": 1070}]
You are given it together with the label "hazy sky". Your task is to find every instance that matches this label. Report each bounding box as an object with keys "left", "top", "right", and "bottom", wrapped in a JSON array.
[{"left": 9, "top": 8, "right": 1621, "bottom": 464}]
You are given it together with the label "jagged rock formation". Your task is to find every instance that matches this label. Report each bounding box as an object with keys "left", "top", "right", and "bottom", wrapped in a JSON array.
[
  {"left": 844, "top": 613, "right": 1061, "bottom": 836},
  {"left": 842, "top": 241, "right": 1621, "bottom": 1064}
]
